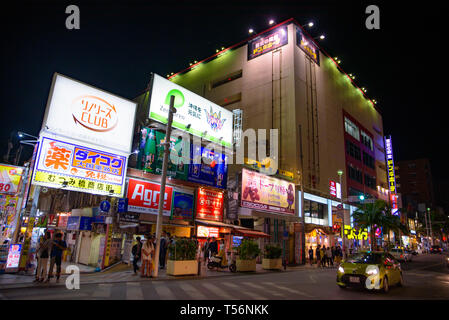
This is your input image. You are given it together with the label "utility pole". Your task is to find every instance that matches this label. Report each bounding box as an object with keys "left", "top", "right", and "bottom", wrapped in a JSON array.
[
  {"left": 153, "top": 95, "right": 176, "bottom": 278},
  {"left": 427, "top": 207, "right": 434, "bottom": 246}
]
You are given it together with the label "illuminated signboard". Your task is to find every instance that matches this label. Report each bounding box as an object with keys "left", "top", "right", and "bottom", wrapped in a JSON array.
[
  {"left": 40, "top": 73, "right": 137, "bottom": 154},
  {"left": 127, "top": 177, "right": 173, "bottom": 216},
  {"left": 241, "top": 168, "right": 295, "bottom": 214},
  {"left": 32, "top": 136, "right": 127, "bottom": 197},
  {"left": 385, "top": 136, "right": 399, "bottom": 216},
  {"left": 0, "top": 164, "right": 24, "bottom": 194},
  {"left": 344, "top": 225, "right": 368, "bottom": 241},
  {"left": 247, "top": 26, "right": 288, "bottom": 60},
  {"left": 148, "top": 74, "right": 233, "bottom": 147},
  {"left": 6, "top": 244, "right": 22, "bottom": 269},
  {"left": 196, "top": 188, "right": 224, "bottom": 222},
  {"left": 197, "top": 226, "right": 219, "bottom": 238},
  {"left": 329, "top": 180, "right": 337, "bottom": 197},
  {"left": 296, "top": 27, "right": 320, "bottom": 65}
]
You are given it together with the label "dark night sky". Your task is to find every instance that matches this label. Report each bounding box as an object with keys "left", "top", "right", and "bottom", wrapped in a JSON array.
[{"left": 0, "top": 1, "right": 446, "bottom": 182}]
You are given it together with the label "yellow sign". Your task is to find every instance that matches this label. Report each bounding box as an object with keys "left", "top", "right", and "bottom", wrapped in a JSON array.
[
  {"left": 33, "top": 171, "right": 122, "bottom": 196},
  {"left": 344, "top": 225, "right": 368, "bottom": 240},
  {"left": 0, "top": 164, "right": 24, "bottom": 194},
  {"left": 244, "top": 158, "right": 294, "bottom": 179},
  {"left": 103, "top": 225, "right": 113, "bottom": 267}
]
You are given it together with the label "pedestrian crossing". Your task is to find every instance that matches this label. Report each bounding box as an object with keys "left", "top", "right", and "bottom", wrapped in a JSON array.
[{"left": 85, "top": 279, "right": 316, "bottom": 300}]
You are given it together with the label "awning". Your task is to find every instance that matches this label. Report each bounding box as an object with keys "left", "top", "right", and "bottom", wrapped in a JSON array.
[
  {"left": 139, "top": 221, "right": 195, "bottom": 228},
  {"left": 195, "top": 219, "right": 241, "bottom": 229},
  {"left": 233, "top": 229, "right": 271, "bottom": 238}
]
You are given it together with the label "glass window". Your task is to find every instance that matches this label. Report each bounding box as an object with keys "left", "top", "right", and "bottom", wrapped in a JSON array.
[
  {"left": 347, "top": 253, "right": 382, "bottom": 264},
  {"left": 344, "top": 117, "right": 360, "bottom": 141},
  {"left": 361, "top": 131, "right": 373, "bottom": 151}
]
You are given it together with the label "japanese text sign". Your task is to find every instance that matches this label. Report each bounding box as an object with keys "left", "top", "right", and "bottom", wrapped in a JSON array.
[
  {"left": 197, "top": 226, "right": 219, "bottom": 238},
  {"left": 196, "top": 188, "right": 224, "bottom": 222},
  {"left": 32, "top": 136, "right": 126, "bottom": 197},
  {"left": 329, "top": 180, "right": 337, "bottom": 197},
  {"left": 344, "top": 225, "right": 368, "bottom": 241},
  {"left": 0, "top": 164, "right": 24, "bottom": 194},
  {"left": 241, "top": 168, "right": 295, "bottom": 214},
  {"left": 385, "top": 136, "right": 396, "bottom": 194},
  {"left": 6, "top": 244, "right": 22, "bottom": 269},
  {"left": 296, "top": 26, "right": 320, "bottom": 65},
  {"left": 248, "top": 26, "right": 288, "bottom": 60},
  {"left": 127, "top": 177, "right": 173, "bottom": 216}
]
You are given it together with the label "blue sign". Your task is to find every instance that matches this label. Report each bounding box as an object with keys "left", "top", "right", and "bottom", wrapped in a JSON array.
[
  {"left": 79, "top": 217, "right": 93, "bottom": 231},
  {"left": 171, "top": 192, "right": 194, "bottom": 220},
  {"left": 187, "top": 145, "right": 228, "bottom": 189},
  {"left": 100, "top": 200, "right": 111, "bottom": 213},
  {"left": 117, "top": 198, "right": 128, "bottom": 213},
  {"left": 67, "top": 216, "right": 80, "bottom": 230}
]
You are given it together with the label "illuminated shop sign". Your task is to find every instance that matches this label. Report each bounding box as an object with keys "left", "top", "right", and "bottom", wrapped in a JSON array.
[
  {"left": 385, "top": 136, "right": 399, "bottom": 216},
  {"left": 247, "top": 26, "right": 288, "bottom": 60},
  {"left": 0, "top": 164, "right": 24, "bottom": 195},
  {"left": 241, "top": 168, "right": 295, "bottom": 214},
  {"left": 329, "top": 180, "right": 337, "bottom": 197},
  {"left": 344, "top": 225, "right": 368, "bottom": 241},
  {"left": 40, "top": 73, "right": 137, "bottom": 153},
  {"left": 32, "top": 136, "right": 127, "bottom": 197},
  {"left": 197, "top": 226, "right": 219, "bottom": 238},
  {"left": 196, "top": 188, "right": 224, "bottom": 222},
  {"left": 296, "top": 27, "right": 320, "bottom": 65},
  {"left": 127, "top": 177, "right": 173, "bottom": 216},
  {"left": 148, "top": 74, "right": 233, "bottom": 147}
]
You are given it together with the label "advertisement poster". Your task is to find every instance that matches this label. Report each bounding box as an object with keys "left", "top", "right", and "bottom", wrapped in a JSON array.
[
  {"left": 0, "top": 164, "right": 24, "bottom": 194},
  {"left": 32, "top": 136, "right": 127, "bottom": 197},
  {"left": 137, "top": 128, "right": 189, "bottom": 180},
  {"left": 197, "top": 226, "right": 219, "bottom": 238},
  {"left": 296, "top": 26, "right": 320, "bottom": 65},
  {"left": 6, "top": 244, "right": 22, "bottom": 269},
  {"left": 188, "top": 145, "right": 228, "bottom": 189},
  {"left": 41, "top": 73, "right": 137, "bottom": 154},
  {"left": 196, "top": 188, "right": 224, "bottom": 222},
  {"left": 148, "top": 74, "right": 233, "bottom": 147},
  {"left": 171, "top": 191, "right": 194, "bottom": 220},
  {"left": 247, "top": 25, "right": 288, "bottom": 60},
  {"left": 241, "top": 168, "right": 295, "bottom": 214},
  {"left": 127, "top": 177, "right": 173, "bottom": 216}
]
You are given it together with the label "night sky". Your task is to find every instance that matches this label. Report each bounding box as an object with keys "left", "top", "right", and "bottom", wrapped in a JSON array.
[{"left": 1, "top": 1, "right": 445, "bottom": 182}]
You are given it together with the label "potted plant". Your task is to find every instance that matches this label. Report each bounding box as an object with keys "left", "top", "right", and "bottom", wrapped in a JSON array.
[
  {"left": 236, "top": 239, "right": 261, "bottom": 272},
  {"left": 262, "top": 244, "right": 282, "bottom": 270},
  {"left": 166, "top": 238, "right": 198, "bottom": 276}
]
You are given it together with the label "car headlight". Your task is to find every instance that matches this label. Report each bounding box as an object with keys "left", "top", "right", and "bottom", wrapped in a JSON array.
[
  {"left": 365, "top": 265, "right": 379, "bottom": 275},
  {"left": 338, "top": 266, "right": 345, "bottom": 273}
]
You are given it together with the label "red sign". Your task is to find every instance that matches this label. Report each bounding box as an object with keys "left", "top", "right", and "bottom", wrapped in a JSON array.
[
  {"left": 127, "top": 178, "right": 173, "bottom": 216},
  {"left": 329, "top": 180, "right": 337, "bottom": 197},
  {"left": 57, "top": 214, "right": 70, "bottom": 229},
  {"left": 196, "top": 188, "right": 223, "bottom": 222}
]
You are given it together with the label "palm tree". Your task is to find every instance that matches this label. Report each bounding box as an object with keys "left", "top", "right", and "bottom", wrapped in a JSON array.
[{"left": 352, "top": 200, "right": 388, "bottom": 250}]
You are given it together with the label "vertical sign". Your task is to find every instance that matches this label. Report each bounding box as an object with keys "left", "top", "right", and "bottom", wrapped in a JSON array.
[
  {"left": 329, "top": 180, "right": 337, "bottom": 197},
  {"left": 385, "top": 136, "right": 398, "bottom": 216}
]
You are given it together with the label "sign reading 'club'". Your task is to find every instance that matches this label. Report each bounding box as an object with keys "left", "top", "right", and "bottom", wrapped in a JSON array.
[{"left": 71, "top": 95, "right": 119, "bottom": 132}]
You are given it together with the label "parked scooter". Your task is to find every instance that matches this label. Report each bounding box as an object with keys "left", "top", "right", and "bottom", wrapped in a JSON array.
[{"left": 207, "top": 254, "right": 236, "bottom": 273}]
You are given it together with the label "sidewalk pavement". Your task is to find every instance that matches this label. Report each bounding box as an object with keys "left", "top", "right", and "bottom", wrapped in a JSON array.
[{"left": 0, "top": 262, "right": 309, "bottom": 290}]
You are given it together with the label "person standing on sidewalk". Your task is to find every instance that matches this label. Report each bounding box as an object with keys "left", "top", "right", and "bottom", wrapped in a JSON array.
[
  {"left": 325, "top": 246, "right": 333, "bottom": 267},
  {"left": 315, "top": 245, "right": 321, "bottom": 268},
  {"left": 34, "top": 232, "right": 52, "bottom": 282},
  {"left": 159, "top": 231, "right": 168, "bottom": 270},
  {"left": 141, "top": 236, "right": 154, "bottom": 278},
  {"left": 308, "top": 246, "right": 314, "bottom": 265},
  {"left": 320, "top": 245, "right": 326, "bottom": 268},
  {"left": 132, "top": 237, "right": 142, "bottom": 275},
  {"left": 203, "top": 238, "right": 211, "bottom": 265},
  {"left": 46, "top": 233, "right": 67, "bottom": 283}
]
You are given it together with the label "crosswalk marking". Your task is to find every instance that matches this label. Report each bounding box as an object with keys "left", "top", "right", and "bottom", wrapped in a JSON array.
[
  {"left": 263, "top": 281, "right": 314, "bottom": 298},
  {"left": 92, "top": 283, "right": 113, "bottom": 298},
  {"left": 179, "top": 283, "right": 208, "bottom": 300},
  {"left": 153, "top": 282, "right": 176, "bottom": 299},
  {"left": 126, "top": 282, "right": 144, "bottom": 300},
  {"left": 201, "top": 283, "right": 237, "bottom": 300},
  {"left": 232, "top": 282, "right": 268, "bottom": 300}
]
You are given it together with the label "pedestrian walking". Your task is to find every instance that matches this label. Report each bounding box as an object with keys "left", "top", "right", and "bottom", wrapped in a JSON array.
[
  {"left": 141, "top": 236, "right": 154, "bottom": 278},
  {"left": 315, "top": 245, "right": 321, "bottom": 268},
  {"left": 308, "top": 246, "right": 314, "bottom": 266},
  {"left": 47, "top": 233, "right": 67, "bottom": 283},
  {"left": 325, "top": 246, "right": 333, "bottom": 267},
  {"left": 209, "top": 238, "right": 218, "bottom": 257},
  {"left": 335, "top": 246, "right": 342, "bottom": 265},
  {"left": 159, "top": 231, "right": 168, "bottom": 270},
  {"left": 34, "top": 231, "right": 52, "bottom": 282},
  {"left": 320, "top": 245, "right": 326, "bottom": 268},
  {"left": 203, "top": 238, "right": 211, "bottom": 265},
  {"left": 132, "top": 237, "right": 142, "bottom": 275}
]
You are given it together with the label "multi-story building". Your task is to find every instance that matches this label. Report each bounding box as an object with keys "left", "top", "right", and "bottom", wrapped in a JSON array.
[{"left": 148, "top": 18, "right": 388, "bottom": 263}]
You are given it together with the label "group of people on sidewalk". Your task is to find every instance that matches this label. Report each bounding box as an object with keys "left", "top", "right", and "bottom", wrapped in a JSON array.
[
  {"left": 202, "top": 238, "right": 229, "bottom": 268},
  {"left": 34, "top": 231, "right": 67, "bottom": 283},
  {"left": 308, "top": 244, "right": 343, "bottom": 268},
  {"left": 131, "top": 232, "right": 173, "bottom": 278}
]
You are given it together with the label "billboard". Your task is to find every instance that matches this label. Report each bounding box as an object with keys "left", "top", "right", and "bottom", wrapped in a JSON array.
[
  {"left": 196, "top": 188, "right": 224, "bottom": 222},
  {"left": 296, "top": 26, "right": 320, "bottom": 65},
  {"left": 127, "top": 177, "right": 173, "bottom": 216},
  {"left": 40, "top": 73, "right": 137, "bottom": 154},
  {"left": 171, "top": 191, "right": 194, "bottom": 220},
  {"left": 0, "top": 164, "right": 24, "bottom": 194},
  {"left": 188, "top": 145, "right": 228, "bottom": 189},
  {"left": 385, "top": 136, "right": 399, "bottom": 216},
  {"left": 241, "top": 168, "right": 295, "bottom": 214},
  {"left": 248, "top": 25, "right": 288, "bottom": 60},
  {"left": 148, "top": 74, "right": 233, "bottom": 148},
  {"left": 32, "top": 136, "right": 127, "bottom": 197}
]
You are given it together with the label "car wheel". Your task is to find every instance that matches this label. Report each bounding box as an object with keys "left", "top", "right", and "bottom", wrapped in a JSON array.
[
  {"left": 397, "top": 273, "right": 404, "bottom": 287},
  {"left": 382, "top": 277, "right": 389, "bottom": 293}
]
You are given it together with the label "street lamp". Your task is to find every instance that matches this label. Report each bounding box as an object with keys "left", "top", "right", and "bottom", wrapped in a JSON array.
[
  {"left": 302, "top": 22, "right": 314, "bottom": 28},
  {"left": 314, "top": 34, "right": 325, "bottom": 40}
]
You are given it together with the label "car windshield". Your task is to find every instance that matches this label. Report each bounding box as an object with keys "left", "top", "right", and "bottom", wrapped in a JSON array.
[{"left": 347, "top": 253, "right": 382, "bottom": 264}]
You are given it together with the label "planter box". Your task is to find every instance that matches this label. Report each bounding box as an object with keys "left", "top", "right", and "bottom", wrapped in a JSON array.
[
  {"left": 262, "top": 258, "right": 282, "bottom": 270},
  {"left": 167, "top": 260, "right": 198, "bottom": 276},
  {"left": 236, "top": 259, "right": 256, "bottom": 272}
]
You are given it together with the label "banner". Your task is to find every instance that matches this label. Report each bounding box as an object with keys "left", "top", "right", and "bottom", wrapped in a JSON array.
[
  {"left": 188, "top": 145, "right": 228, "bottom": 189},
  {"left": 32, "top": 136, "right": 127, "bottom": 197},
  {"left": 127, "top": 177, "right": 173, "bottom": 216},
  {"left": 171, "top": 191, "right": 194, "bottom": 220},
  {"left": 296, "top": 26, "right": 320, "bottom": 65},
  {"left": 196, "top": 188, "right": 224, "bottom": 222},
  {"left": 248, "top": 25, "right": 288, "bottom": 60},
  {"left": 0, "top": 164, "right": 24, "bottom": 194},
  {"left": 148, "top": 74, "right": 233, "bottom": 147},
  {"left": 241, "top": 168, "right": 295, "bottom": 214}
]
